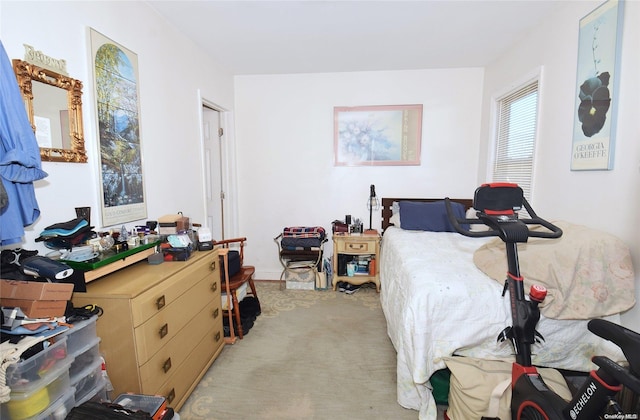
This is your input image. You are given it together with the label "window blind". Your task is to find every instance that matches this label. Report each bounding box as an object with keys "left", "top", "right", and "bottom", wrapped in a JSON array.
[{"left": 493, "top": 80, "right": 539, "bottom": 201}]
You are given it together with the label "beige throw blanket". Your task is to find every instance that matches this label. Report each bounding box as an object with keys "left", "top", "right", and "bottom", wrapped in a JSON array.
[{"left": 473, "top": 221, "right": 635, "bottom": 319}]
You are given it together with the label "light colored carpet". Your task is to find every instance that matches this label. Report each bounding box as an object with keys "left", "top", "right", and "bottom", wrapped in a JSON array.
[{"left": 177, "top": 281, "right": 429, "bottom": 420}]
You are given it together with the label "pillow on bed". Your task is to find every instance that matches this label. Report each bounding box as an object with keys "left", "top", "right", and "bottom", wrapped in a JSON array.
[
  {"left": 392, "top": 201, "right": 400, "bottom": 215},
  {"left": 388, "top": 201, "right": 401, "bottom": 227},
  {"left": 466, "top": 207, "right": 491, "bottom": 232},
  {"left": 389, "top": 212, "right": 401, "bottom": 227},
  {"left": 398, "top": 200, "right": 467, "bottom": 232}
]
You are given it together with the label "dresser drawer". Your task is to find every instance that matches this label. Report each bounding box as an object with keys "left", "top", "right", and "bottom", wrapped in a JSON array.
[
  {"left": 335, "top": 238, "right": 375, "bottom": 254},
  {"left": 151, "top": 327, "right": 224, "bottom": 410},
  {"left": 70, "top": 250, "right": 223, "bottom": 404},
  {"left": 131, "top": 255, "right": 219, "bottom": 327},
  {"left": 134, "top": 273, "right": 219, "bottom": 363},
  {"left": 139, "top": 302, "right": 222, "bottom": 390}
]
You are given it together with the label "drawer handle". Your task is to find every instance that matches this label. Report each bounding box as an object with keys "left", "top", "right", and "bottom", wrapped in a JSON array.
[
  {"left": 159, "top": 323, "right": 169, "bottom": 339},
  {"left": 211, "top": 282, "right": 217, "bottom": 292},
  {"left": 162, "top": 357, "right": 172, "bottom": 373},
  {"left": 166, "top": 388, "right": 175, "bottom": 404},
  {"left": 348, "top": 243, "right": 365, "bottom": 250},
  {"left": 215, "top": 331, "right": 221, "bottom": 342},
  {"left": 210, "top": 261, "right": 216, "bottom": 271},
  {"left": 213, "top": 308, "right": 219, "bottom": 319},
  {"left": 156, "top": 295, "right": 166, "bottom": 310}
]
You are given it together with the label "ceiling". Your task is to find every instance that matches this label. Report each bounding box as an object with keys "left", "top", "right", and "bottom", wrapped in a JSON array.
[{"left": 146, "top": 1, "right": 567, "bottom": 75}]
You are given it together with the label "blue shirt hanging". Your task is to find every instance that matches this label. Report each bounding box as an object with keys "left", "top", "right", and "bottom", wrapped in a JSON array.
[{"left": 0, "top": 41, "right": 48, "bottom": 246}]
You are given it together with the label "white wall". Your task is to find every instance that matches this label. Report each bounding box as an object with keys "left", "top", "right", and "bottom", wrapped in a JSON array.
[
  {"left": 234, "top": 69, "right": 485, "bottom": 278},
  {"left": 1, "top": 1, "right": 235, "bottom": 252},
  {"left": 479, "top": 1, "right": 640, "bottom": 329}
]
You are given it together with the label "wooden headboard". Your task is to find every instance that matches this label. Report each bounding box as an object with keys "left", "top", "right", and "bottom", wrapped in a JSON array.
[{"left": 381, "top": 197, "right": 473, "bottom": 232}]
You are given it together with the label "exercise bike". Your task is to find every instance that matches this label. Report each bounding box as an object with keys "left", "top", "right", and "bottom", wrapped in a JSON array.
[{"left": 444, "top": 183, "right": 640, "bottom": 419}]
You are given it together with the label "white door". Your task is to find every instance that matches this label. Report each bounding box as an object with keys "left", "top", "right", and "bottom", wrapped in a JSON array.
[{"left": 202, "top": 105, "right": 224, "bottom": 240}]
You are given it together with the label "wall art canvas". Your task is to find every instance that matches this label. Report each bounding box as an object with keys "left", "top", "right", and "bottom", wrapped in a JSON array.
[
  {"left": 571, "top": 0, "right": 624, "bottom": 171},
  {"left": 334, "top": 104, "right": 422, "bottom": 166},
  {"left": 90, "top": 28, "right": 147, "bottom": 225}
]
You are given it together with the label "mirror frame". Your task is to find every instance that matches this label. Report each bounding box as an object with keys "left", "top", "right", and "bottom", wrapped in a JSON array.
[{"left": 12, "top": 59, "right": 87, "bottom": 163}]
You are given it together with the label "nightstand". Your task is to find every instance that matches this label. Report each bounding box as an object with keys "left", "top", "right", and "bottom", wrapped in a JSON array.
[{"left": 332, "top": 233, "right": 381, "bottom": 292}]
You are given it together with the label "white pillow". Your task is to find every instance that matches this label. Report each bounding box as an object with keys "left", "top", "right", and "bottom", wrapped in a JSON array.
[
  {"left": 388, "top": 201, "right": 401, "bottom": 227},
  {"left": 466, "top": 207, "right": 490, "bottom": 232},
  {"left": 389, "top": 212, "right": 401, "bottom": 227},
  {"left": 391, "top": 201, "right": 400, "bottom": 215}
]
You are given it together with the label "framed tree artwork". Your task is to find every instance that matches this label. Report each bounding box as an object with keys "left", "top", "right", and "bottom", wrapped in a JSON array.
[{"left": 90, "top": 28, "right": 147, "bottom": 225}]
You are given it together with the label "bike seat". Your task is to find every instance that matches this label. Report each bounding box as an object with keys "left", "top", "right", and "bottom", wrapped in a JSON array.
[{"left": 589, "top": 319, "right": 640, "bottom": 376}]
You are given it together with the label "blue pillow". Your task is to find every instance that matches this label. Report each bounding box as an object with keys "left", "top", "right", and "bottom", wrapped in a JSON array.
[{"left": 398, "top": 200, "right": 468, "bottom": 232}]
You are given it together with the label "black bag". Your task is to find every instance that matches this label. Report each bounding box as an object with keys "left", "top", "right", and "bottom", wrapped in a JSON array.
[
  {"left": 239, "top": 296, "right": 261, "bottom": 318},
  {"left": 220, "top": 250, "right": 241, "bottom": 282},
  {"left": 65, "top": 401, "right": 153, "bottom": 419},
  {"left": 223, "top": 313, "right": 254, "bottom": 337}
]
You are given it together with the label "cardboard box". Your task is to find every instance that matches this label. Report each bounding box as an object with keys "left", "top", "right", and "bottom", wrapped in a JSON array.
[
  {"left": 0, "top": 298, "right": 68, "bottom": 318},
  {"left": 158, "top": 214, "right": 190, "bottom": 235},
  {"left": 0, "top": 279, "right": 73, "bottom": 301}
]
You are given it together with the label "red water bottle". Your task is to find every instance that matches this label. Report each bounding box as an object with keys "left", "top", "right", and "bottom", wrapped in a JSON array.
[{"left": 529, "top": 284, "right": 547, "bottom": 305}]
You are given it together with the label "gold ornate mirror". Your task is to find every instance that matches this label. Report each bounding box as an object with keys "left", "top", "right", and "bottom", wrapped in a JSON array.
[{"left": 12, "top": 59, "right": 87, "bottom": 163}]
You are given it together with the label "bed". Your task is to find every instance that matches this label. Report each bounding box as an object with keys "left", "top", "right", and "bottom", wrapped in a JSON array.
[{"left": 379, "top": 197, "right": 635, "bottom": 419}]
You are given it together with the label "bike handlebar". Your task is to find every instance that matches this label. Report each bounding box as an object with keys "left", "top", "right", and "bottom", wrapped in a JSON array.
[
  {"left": 589, "top": 318, "right": 640, "bottom": 378},
  {"left": 444, "top": 197, "right": 563, "bottom": 241}
]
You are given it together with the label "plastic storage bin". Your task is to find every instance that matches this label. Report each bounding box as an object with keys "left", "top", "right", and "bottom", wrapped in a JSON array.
[
  {"left": 61, "top": 315, "right": 97, "bottom": 356},
  {"left": 76, "top": 380, "right": 110, "bottom": 406},
  {"left": 68, "top": 336, "right": 101, "bottom": 379},
  {"left": 5, "top": 337, "right": 71, "bottom": 392},
  {"left": 24, "top": 386, "right": 75, "bottom": 420},
  {"left": 70, "top": 357, "right": 105, "bottom": 405},
  {"left": 113, "top": 393, "right": 167, "bottom": 420},
  {"left": 2, "top": 362, "right": 71, "bottom": 420}
]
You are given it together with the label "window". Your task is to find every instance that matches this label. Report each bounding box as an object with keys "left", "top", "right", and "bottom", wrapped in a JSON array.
[{"left": 492, "top": 80, "right": 539, "bottom": 201}]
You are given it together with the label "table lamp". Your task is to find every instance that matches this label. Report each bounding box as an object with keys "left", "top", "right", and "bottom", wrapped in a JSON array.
[{"left": 365, "top": 184, "right": 380, "bottom": 234}]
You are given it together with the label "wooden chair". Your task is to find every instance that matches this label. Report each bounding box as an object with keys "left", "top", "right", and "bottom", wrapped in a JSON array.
[{"left": 214, "top": 237, "right": 260, "bottom": 341}]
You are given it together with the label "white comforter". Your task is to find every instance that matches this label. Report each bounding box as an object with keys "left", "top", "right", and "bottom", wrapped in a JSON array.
[{"left": 380, "top": 227, "right": 624, "bottom": 420}]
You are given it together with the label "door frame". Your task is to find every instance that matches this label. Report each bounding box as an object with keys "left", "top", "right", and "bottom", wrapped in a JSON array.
[{"left": 197, "top": 90, "right": 238, "bottom": 240}]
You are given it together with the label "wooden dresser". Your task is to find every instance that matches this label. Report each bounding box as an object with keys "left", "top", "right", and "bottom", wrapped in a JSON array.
[{"left": 72, "top": 249, "right": 224, "bottom": 410}]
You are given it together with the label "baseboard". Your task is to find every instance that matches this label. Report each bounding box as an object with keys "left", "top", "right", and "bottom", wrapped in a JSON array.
[{"left": 254, "top": 269, "right": 283, "bottom": 281}]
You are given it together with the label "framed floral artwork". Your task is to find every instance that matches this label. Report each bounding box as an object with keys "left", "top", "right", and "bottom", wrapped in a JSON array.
[
  {"left": 571, "top": 0, "right": 624, "bottom": 171},
  {"left": 334, "top": 104, "right": 422, "bottom": 166},
  {"left": 90, "top": 28, "right": 147, "bottom": 225}
]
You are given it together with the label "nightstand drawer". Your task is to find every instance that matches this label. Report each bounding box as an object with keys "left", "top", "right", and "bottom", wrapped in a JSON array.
[
  {"left": 332, "top": 234, "right": 381, "bottom": 292},
  {"left": 335, "top": 239, "right": 375, "bottom": 253}
]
